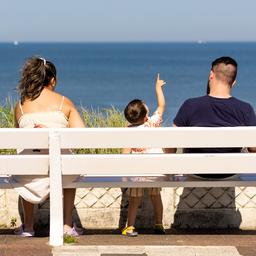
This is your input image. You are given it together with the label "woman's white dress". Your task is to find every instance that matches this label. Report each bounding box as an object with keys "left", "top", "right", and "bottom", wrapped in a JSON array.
[{"left": 11, "top": 99, "right": 77, "bottom": 204}]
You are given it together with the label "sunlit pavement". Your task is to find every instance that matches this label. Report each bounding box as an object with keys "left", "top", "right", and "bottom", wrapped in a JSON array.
[{"left": 1, "top": 229, "right": 256, "bottom": 256}]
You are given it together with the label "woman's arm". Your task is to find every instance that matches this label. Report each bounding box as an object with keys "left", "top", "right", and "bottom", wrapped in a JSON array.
[{"left": 64, "top": 97, "right": 85, "bottom": 128}]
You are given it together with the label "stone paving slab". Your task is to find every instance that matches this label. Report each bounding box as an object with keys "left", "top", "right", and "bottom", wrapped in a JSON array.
[
  {"left": 52, "top": 245, "right": 241, "bottom": 256},
  {"left": 1, "top": 229, "right": 256, "bottom": 256}
]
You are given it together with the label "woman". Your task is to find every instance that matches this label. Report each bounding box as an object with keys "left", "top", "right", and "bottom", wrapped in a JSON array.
[{"left": 13, "top": 56, "right": 84, "bottom": 237}]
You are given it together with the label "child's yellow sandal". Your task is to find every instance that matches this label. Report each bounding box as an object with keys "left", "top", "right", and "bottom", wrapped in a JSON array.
[{"left": 122, "top": 226, "right": 138, "bottom": 237}]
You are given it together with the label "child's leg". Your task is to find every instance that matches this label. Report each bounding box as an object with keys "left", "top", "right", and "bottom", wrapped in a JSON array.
[
  {"left": 149, "top": 188, "right": 165, "bottom": 234},
  {"left": 127, "top": 196, "right": 142, "bottom": 227},
  {"left": 150, "top": 193, "right": 163, "bottom": 225},
  {"left": 122, "top": 188, "right": 143, "bottom": 236}
]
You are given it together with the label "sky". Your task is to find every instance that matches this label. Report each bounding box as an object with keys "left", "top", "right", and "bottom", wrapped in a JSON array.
[{"left": 1, "top": 0, "right": 256, "bottom": 42}]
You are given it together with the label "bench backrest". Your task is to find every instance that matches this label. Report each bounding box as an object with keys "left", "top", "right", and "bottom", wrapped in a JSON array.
[
  {"left": 58, "top": 127, "right": 256, "bottom": 175},
  {"left": 0, "top": 128, "right": 49, "bottom": 175},
  {"left": 1, "top": 127, "right": 256, "bottom": 176}
]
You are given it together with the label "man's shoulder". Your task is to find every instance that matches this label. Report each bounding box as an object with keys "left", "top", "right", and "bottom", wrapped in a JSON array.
[
  {"left": 230, "top": 97, "right": 255, "bottom": 112},
  {"left": 231, "top": 97, "right": 252, "bottom": 106},
  {"left": 182, "top": 95, "right": 208, "bottom": 105}
]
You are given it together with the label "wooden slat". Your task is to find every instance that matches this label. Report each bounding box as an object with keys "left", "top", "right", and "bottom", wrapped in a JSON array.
[
  {"left": 61, "top": 153, "right": 256, "bottom": 175},
  {"left": 58, "top": 127, "right": 256, "bottom": 148},
  {"left": 63, "top": 174, "right": 256, "bottom": 188},
  {"left": 49, "top": 131, "right": 63, "bottom": 246},
  {"left": 66, "top": 180, "right": 256, "bottom": 188},
  {"left": 0, "top": 155, "right": 49, "bottom": 175},
  {"left": 0, "top": 128, "right": 49, "bottom": 149},
  {"left": 0, "top": 176, "right": 12, "bottom": 188}
]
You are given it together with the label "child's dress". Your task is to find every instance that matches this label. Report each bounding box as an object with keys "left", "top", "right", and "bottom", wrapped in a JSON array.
[{"left": 129, "top": 111, "right": 163, "bottom": 197}]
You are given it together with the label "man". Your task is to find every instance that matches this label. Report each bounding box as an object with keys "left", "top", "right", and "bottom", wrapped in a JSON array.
[{"left": 173, "top": 56, "right": 256, "bottom": 179}]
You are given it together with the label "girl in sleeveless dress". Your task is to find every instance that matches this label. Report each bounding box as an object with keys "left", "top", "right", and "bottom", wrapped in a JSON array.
[
  {"left": 122, "top": 74, "right": 166, "bottom": 237},
  {"left": 13, "top": 56, "right": 85, "bottom": 237}
]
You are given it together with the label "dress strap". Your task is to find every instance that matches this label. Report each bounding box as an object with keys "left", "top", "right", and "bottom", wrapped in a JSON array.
[
  {"left": 59, "top": 96, "right": 65, "bottom": 111},
  {"left": 19, "top": 101, "right": 24, "bottom": 115}
]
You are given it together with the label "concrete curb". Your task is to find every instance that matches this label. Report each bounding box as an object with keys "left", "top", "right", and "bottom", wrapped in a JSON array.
[{"left": 52, "top": 245, "right": 241, "bottom": 256}]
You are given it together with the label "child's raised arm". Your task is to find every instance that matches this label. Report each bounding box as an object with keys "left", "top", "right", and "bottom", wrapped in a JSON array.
[{"left": 155, "top": 73, "right": 166, "bottom": 116}]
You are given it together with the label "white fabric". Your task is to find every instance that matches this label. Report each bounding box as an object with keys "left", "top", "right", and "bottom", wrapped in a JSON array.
[{"left": 11, "top": 110, "right": 75, "bottom": 204}]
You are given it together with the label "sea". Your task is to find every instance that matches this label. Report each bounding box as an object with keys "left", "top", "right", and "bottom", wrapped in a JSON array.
[{"left": 0, "top": 42, "right": 255, "bottom": 125}]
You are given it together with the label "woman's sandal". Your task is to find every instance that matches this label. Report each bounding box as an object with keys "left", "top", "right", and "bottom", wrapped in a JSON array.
[{"left": 14, "top": 225, "right": 35, "bottom": 237}]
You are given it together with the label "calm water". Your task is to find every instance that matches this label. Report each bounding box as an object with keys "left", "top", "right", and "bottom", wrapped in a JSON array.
[{"left": 0, "top": 42, "right": 255, "bottom": 125}]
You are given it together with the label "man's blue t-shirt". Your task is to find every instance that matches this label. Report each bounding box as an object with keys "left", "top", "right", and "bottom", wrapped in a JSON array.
[
  {"left": 173, "top": 95, "right": 256, "bottom": 153},
  {"left": 174, "top": 95, "right": 256, "bottom": 128},
  {"left": 174, "top": 95, "right": 256, "bottom": 153},
  {"left": 173, "top": 95, "right": 256, "bottom": 178}
]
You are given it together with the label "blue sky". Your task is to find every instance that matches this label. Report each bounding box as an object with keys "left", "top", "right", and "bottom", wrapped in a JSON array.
[{"left": 1, "top": 0, "right": 256, "bottom": 42}]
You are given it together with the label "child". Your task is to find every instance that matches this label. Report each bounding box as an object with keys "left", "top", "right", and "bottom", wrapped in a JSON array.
[{"left": 122, "top": 73, "right": 166, "bottom": 237}]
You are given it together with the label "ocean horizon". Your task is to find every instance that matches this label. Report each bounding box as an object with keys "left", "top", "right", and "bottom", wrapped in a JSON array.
[{"left": 0, "top": 42, "right": 255, "bottom": 125}]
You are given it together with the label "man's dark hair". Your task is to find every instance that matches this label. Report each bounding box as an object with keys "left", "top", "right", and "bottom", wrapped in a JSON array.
[
  {"left": 211, "top": 56, "right": 237, "bottom": 86},
  {"left": 124, "top": 99, "right": 147, "bottom": 124}
]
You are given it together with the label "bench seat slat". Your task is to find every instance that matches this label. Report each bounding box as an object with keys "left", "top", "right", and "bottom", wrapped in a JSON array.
[{"left": 64, "top": 174, "right": 256, "bottom": 188}]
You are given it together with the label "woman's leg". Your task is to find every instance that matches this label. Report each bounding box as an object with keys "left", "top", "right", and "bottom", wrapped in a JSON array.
[
  {"left": 63, "top": 188, "right": 76, "bottom": 231},
  {"left": 21, "top": 198, "right": 34, "bottom": 232}
]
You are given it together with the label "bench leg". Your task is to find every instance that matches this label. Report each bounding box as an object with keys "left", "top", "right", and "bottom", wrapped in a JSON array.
[{"left": 49, "top": 131, "right": 63, "bottom": 246}]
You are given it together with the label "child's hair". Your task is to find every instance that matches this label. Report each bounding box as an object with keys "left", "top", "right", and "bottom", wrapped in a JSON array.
[
  {"left": 17, "top": 56, "right": 57, "bottom": 104},
  {"left": 124, "top": 99, "right": 148, "bottom": 124}
]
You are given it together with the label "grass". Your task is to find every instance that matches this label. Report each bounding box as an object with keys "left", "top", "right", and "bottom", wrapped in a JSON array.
[
  {"left": 0, "top": 99, "right": 16, "bottom": 154},
  {"left": 0, "top": 98, "right": 15, "bottom": 128},
  {"left": 0, "top": 101, "right": 127, "bottom": 154},
  {"left": 63, "top": 234, "right": 79, "bottom": 244},
  {"left": 78, "top": 106, "right": 127, "bottom": 154}
]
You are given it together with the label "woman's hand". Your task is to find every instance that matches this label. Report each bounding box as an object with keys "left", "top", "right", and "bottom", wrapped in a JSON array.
[{"left": 34, "top": 124, "right": 46, "bottom": 128}]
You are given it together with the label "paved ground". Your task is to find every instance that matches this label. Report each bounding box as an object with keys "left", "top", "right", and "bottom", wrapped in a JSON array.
[
  {"left": 0, "top": 229, "right": 256, "bottom": 256},
  {"left": 52, "top": 245, "right": 241, "bottom": 256}
]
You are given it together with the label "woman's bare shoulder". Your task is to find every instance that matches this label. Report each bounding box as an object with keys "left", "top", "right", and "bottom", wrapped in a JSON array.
[
  {"left": 46, "top": 90, "right": 75, "bottom": 108},
  {"left": 62, "top": 96, "right": 75, "bottom": 108}
]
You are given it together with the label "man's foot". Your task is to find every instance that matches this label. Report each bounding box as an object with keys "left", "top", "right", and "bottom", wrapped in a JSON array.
[
  {"left": 122, "top": 226, "right": 138, "bottom": 237},
  {"left": 154, "top": 224, "right": 165, "bottom": 234}
]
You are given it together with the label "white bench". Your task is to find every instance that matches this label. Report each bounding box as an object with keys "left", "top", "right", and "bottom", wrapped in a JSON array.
[{"left": 0, "top": 127, "right": 256, "bottom": 246}]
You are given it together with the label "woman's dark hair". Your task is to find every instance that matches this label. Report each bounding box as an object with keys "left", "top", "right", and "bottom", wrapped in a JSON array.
[
  {"left": 18, "top": 56, "right": 57, "bottom": 103},
  {"left": 124, "top": 99, "right": 147, "bottom": 124}
]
